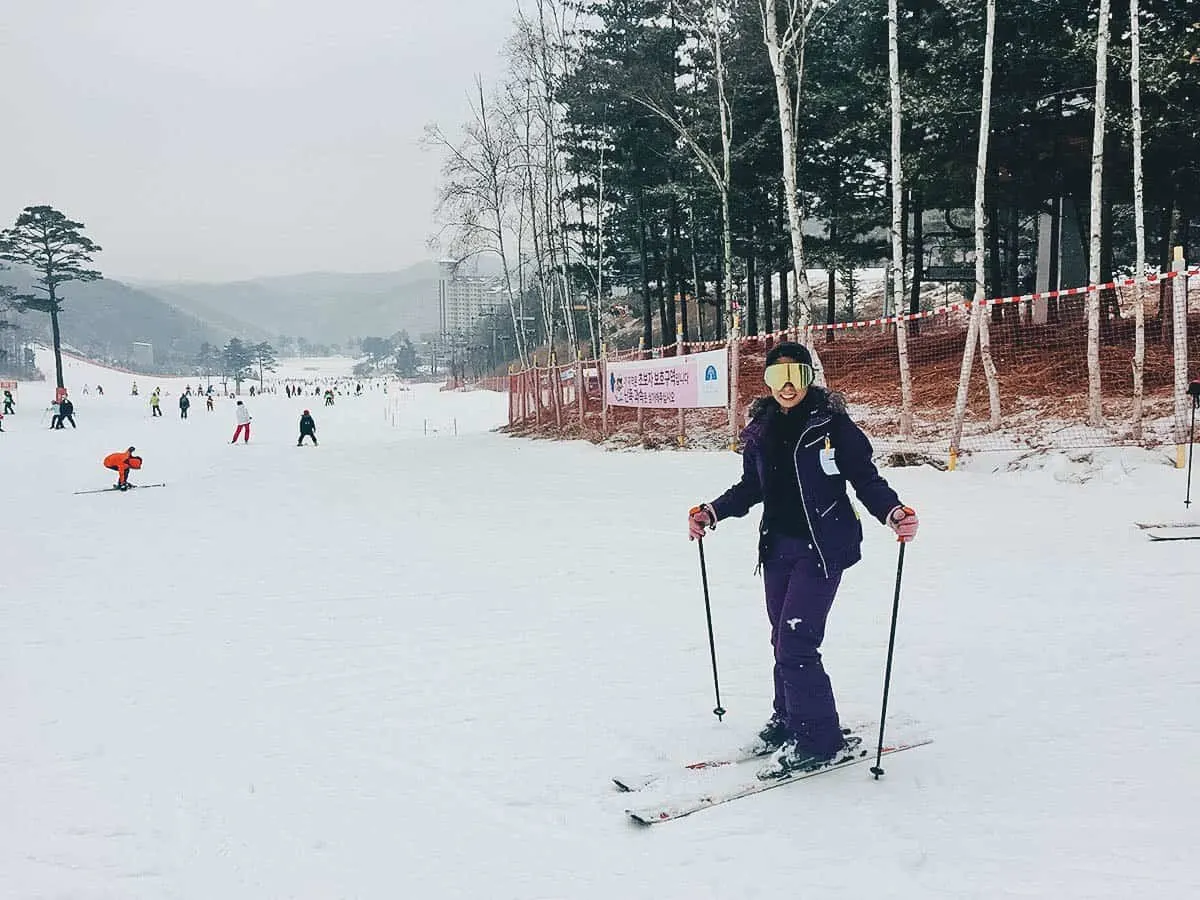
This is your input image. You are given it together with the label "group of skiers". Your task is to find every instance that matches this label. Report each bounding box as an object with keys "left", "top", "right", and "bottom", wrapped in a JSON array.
[
  {"left": 227, "top": 401, "right": 317, "bottom": 446},
  {"left": 99, "top": 405, "right": 319, "bottom": 489}
]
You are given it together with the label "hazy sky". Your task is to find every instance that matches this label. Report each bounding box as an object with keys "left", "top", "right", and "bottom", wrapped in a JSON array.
[{"left": 0, "top": 0, "right": 513, "bottom": 281}]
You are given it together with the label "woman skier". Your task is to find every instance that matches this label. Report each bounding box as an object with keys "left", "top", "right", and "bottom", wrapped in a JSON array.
[
  {"left": 231, "top": 400, "right": 252, "bottom": 443},
  {"left": 687, "top": 342, "right": 919, "bottom": 779}
]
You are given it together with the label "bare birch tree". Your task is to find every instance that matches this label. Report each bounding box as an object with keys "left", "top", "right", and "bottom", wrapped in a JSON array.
[
  {"left": 759, "top": 0, "right": 818, "bottom": 327},
  {"left": 634, "top": 0, "right": 736, "bottom": 337},
  {"left": 425, "top": 77, "right": 528, "bottom": 367},
  {"left": 1129, "top": 0, "right": 1146, "bottom": 440},
  {"left": 1086, "top": 0, "right": 1111, "bottom": 426},
  {"left": 886, "top": 0, "right": 913, "bottom": 439},
  {"left": 950, "top": 0, "right": 1000, "bottom": 464}
]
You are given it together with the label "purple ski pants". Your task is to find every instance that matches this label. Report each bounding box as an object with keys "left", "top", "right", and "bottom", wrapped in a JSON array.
[{"left": 762, "top": 535, "right": 844, "bottom": 757}]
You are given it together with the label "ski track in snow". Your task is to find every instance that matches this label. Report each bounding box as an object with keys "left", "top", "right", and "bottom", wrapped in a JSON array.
[{"left": 2, "top": 351, "right": 1198, "bottom": 898}]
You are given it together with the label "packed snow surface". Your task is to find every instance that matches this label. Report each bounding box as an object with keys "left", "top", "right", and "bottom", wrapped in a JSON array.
[{"left": 2, "top": 352, "right": 1198, "bottom": 898}]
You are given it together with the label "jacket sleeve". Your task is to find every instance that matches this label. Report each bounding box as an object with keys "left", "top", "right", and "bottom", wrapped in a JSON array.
[
  {"left": 709, "top": 444, "right": 763, "bottom": 521},
  {"left": 833, "top": 413, "right": 900, "bottom": 524}
]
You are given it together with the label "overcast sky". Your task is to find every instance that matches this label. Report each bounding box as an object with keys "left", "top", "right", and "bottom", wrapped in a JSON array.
[{"left": 0, "top": 0, "right": 513, "bottom": 281}]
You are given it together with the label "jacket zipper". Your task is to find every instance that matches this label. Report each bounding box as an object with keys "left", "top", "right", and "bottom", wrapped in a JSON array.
[{"left": 792, "top": 420, "right": 830, "bottom": 577}]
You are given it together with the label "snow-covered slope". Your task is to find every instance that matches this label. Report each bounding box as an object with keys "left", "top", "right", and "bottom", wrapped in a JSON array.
[{"left": 2, "top": 352, "right": 1197, "bottom": 898}]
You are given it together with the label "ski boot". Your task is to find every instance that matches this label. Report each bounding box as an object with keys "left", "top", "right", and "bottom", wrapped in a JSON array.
[
  {"left": 757, "top": 733, "right": 863, "bottom": 781},
  {"left": 741, "top": 713, "right": 791, "bottom": 758}
]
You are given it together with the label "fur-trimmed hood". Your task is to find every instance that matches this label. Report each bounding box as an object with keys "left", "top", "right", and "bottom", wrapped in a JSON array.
[{"left": 744, "top": 387, "right": 848, "bottom": 441}]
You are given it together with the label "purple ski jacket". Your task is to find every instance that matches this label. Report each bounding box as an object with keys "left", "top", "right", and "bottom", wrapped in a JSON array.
[{"left": 708, "top": 388, "right": 901, "bottom": 575}]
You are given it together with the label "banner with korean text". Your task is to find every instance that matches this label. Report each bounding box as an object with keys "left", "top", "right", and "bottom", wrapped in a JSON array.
[{"left": 605, "top": 348, "right": 728, "bottom": 409}]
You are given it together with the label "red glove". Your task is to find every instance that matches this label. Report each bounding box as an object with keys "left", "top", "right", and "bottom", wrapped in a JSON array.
[
  {"left": 688, "top": 504, "right": 717, "bottom": 540},
  {"left": 888, "top": 505, "right": 918, "bottom": 543}
]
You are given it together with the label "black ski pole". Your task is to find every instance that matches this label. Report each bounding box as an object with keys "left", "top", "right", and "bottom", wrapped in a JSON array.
[
  {"left": 1185, "top": 381, "right": 1200, "bottom": 509},
  {"left": 870, "top": 541, "right": 906, "bottom": 780},
  {"left": 696, "top": 538, "right": 726, "bottom": 721}
]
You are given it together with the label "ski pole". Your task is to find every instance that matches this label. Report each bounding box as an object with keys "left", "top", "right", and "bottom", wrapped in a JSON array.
[
  {"left": 695, "top": 537, "right": 726, "bottom": 721},
  {"left": 870, "top": 540, "right": 906, "bottom": 780},
  {"left": 1186, "top": 381, "right": 1200, "bottom": 509}
]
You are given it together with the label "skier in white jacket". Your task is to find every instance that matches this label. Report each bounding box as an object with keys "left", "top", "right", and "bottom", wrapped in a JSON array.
[{"left": 231, "top": 400, "right": 252, "bottom": 443}]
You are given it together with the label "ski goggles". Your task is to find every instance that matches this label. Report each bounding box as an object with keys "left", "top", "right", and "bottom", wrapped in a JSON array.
[{"left": 763, "top": 361, "right": 814, "bottom": 392}]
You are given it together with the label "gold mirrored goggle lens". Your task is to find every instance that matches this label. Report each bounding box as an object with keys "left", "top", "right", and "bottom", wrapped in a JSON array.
[{"left": 763, "top": 362, "right": 814, "bottom": 391}]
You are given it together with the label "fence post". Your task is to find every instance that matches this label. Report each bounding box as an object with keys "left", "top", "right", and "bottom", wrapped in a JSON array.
[
  {"left": 728, "top": 317, "right": 740, "bottom": 451},
  {"left": 551, "top": 350, "right": 563, "bottom": 432},
  {"left": 678, "top": 325, "right": 687, "bottom": 447},
  {"left": 1173, "top": 248, "right": 1190, "bottom": 468},
  {"left": 577, "top": 354, "right": 585, "bottom": 429},
  {"left": 637, "top": 337, "right": 645, "bottom": 439},
  {"left": 534, "top": 360, "right": 542, "bottom": 428},
  {"left": 600, "top": 344, "right": 609, "bottom": 439}
]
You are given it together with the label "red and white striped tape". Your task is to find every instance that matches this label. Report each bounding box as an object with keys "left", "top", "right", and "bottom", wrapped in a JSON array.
[{"left": 732, "top": 266, "right": 1200, "bottom": 340}]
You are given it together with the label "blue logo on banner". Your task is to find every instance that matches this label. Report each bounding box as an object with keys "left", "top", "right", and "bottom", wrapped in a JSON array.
[{"left": 704, "top": 365, "right": 719, "bottom": 382}]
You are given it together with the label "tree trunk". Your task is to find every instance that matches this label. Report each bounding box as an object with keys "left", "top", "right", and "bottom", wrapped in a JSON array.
[
  {"left": 762, "top": 253, "right": 774, "bottom": 334},
  {"left": 825, "top": 263, "right": 836, "bottom": 344},
  {"left": 951, "top": 0, "right": 1000, "bottom": 462},
  {"left": 656, "top": 250, "right": 669, "bottom": 349},
  {"left": 688, "top": 199, "right": 702, "bottom": 342},
  {"left": 639, "top": 201, "right": 653, "bottom": 349},
  {"left": 1086, "top": 0, "right": 1111, "bottom": 426},
  {"left": 747, "top": 252, "right": 759, "bottom": 336},
  {"left": 909, "top": 191, "right": 923, "bottom": 317},
  {"left": 49, "top": 301, "right": 65, "bottom": 389},
  {"left": 1100, "top": 197, "right": 1119, "bottom": 334},
  {"left": 715, "top": 261, "right": 726, "bottom": 340},
  {"left": 762, "top": 0, "right": 812, "bottom": 327},
  {"left": 988, "top": 201, "right": 1003, "bottom": 322},
  {"left": 888, "top": 0, "right": 914, "bottom": 438},
  {"left": 778, "top": 267, "right": 789, "bottom": 336},
  {"left": 1157, "top": 203, "right": 1174, "bottom": 338},
  {"left": 667, "top": 202, "right": 680, "bottom": 346},
  {"left": 1007, "top": 204, "right": 1020, "bottom": 299},
  {"left": 1048, "top": 197, "right": 1062, "bottom": 323}
]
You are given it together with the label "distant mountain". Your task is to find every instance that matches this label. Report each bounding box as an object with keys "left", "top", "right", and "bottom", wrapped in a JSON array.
[
  {"left": 0, "top": 269, "right": 233, "bottom": 367},
  {"left": 133, "top": 262, "right": 445, "bottom": 344}
]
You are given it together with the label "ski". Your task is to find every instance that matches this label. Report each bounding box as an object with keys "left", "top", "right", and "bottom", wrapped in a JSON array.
[
  {"left": 1134, "top": 521, "right": 1198, "bottom": 530},
  {"left": 614, "top": 749, "right": 762, "bottom": 792},
  {"left": 1145, "top": 526, "right": 1200, "bottom": 542},
  {"left": 613, "top": 721, "right": 894, "bottom": 792},
  {"left": 625, "top": 738, "right": 932, "bottom": 825},
  {"left": 74, "top": 483, "right": 167, "bottom": 495}
]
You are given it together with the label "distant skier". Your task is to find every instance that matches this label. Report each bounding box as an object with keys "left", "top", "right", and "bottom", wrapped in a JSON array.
[
  {"left": 686, "top": 342, "right": 919, "bottom": 779},
  {"left": 231, "top": 400, "right": 252, "bottom": 443},
  {"left": 206, "top": 393, "right": 215, "bottom": 412},
  {"left": 150, "top": 390, "right": 162, "bottom": 417},
  {"left": 3, "top": 389, "right": 14, "bottom": 415},
  {"left": 324, "top": 389, "right": 335, "bottom": 407},
  {"left": 55, "top": 396, "right": 77, "bottom": 429},
  {"left": 179, "top": 393, "right": 190, "bottom": 419},
  {"left": 297, "top": 409, "right": 318, "bottom": 446},
  {"left": 131, "top": 381, "right": 139, "bottom": 396},
  {"left": 103, "top": 446, "right": 142, "bottom": 491},
  {"left": 96, "top": 385, "right": 104, "bottom": 396}
]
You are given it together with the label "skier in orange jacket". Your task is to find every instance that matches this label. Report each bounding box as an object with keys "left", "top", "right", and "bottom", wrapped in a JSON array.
[{"left": 103, "top": 447, "right": 143, "bottom": 490}]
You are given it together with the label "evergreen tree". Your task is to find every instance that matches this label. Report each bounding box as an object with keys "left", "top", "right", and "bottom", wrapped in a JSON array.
[{"left": 0, "top": 206, "right": 102, "bottom": 389}]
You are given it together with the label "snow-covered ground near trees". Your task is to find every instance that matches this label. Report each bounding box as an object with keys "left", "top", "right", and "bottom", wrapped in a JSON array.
[{"left": 3, "top": 351, "right": 1199, "bottom": 899}]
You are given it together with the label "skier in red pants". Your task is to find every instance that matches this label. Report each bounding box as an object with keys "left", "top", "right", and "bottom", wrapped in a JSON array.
[{"left": 231, "top": 400, "right": 252, "bottom": 443}]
